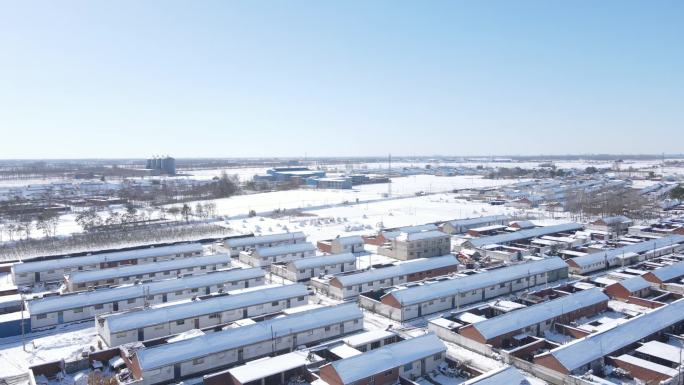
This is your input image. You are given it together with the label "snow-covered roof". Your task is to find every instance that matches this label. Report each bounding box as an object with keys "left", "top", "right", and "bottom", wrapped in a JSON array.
[
  {"left": 328, "top": 333, "right": 445, "bottom": 384},
  {"left": 395, "top": 230, "right": 449, "bottom": 242},
  {"left": 12, "top": 243, "right": 203, "bottom": 274},
  {"left": 228, "top": 350, "right": 319, "bottom": 383},
  {"left": 610, "top": 276, "right": 651, "bottom": 293},
  {"left": 469, "top": 288, "right": 608, "bottom": 340},
  {"left": 635, "top": 340, "right": 682, "bottom": 364},
  {"left": 540, "top": 298, "right": 684, "bottom": 371},
  {"left": 467, "top": 223, "right": 583, "bottom": 248},
  {"left": 103, "top": 284, "right": 309, "bottom": 333},
  {"left": 461, "top": 366, "right": 528, "bottom": 385},
  {"left": 593, "top": 216, "right": 632, "bottom": 225},
  {"left": 334, "top": 236, "right": 364, "bottom": 246},
  {"left": 569, "top": 235, "right": 684, "bottom": 269},
  {"left": 615, "top": 355, "right": 678, "bottom": 377},
  {"left": 510, "top": 220, "right": 535, "bottom": 229},
  {"left": 445, "top": 215, "right": 509, "bottom": 228},
  {"left": 136, "top": 303, "right": 363, "bottom": 370},
  {"left": 225, "top": 232, "right": 306, "bottom": 248},
  {"left": 334, "top": 255, "right": 458, "bottom": 287},
  {"left": 386, "top": 257, "right": 568, "bottom": 306},
  {"left": 254, "top": 242, "right": 316, "bottom": 257},
  {"left": 66, "top": 254, "right": 230, "bottom": 284},
  {"left": 28, "top": 268, "right": 264, "bottom": 315},
  {"left": 289, "top": 253, "right": 356, "bottom": 270},
  {"left": 649, "top": 260, "right": 684, "bottom": 282},
  {"left": 342, "top": 329, "right": 396, "bottom": 347}
]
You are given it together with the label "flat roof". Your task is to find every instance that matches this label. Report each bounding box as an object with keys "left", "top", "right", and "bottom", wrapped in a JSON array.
[
  {"left": 66, "top": 254, "right": 230, "bottom": 284},
  {"left": 635, "top": 340, "right": 683, "bottom": 364},
  {"left": 12, "top": 243, "right": 203, "bottom": 274},
  {"left": 228, "top": 351, "right": 320, "bottom": 383},
  {"left": 28, "top": 268, "right": 264, "bottom": 315}
]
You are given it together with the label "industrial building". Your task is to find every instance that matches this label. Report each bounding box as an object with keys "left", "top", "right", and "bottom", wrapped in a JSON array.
[{"left": 440, "top": 215, "right": 510, "bottom": 235}]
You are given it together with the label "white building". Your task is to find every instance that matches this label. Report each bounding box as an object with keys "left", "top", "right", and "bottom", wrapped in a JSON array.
[
  {"left": 27, "top": 268, "right": 264, "bottom": 330},
  {"left": 97, "top": 284, "right": 309, "bottom": 346},
  {"left": 311, "top": 255, "right": 459, "bottom": 300},
  {"left": 440, "top": 215, "right": 510, "bottom": 235},
  {"left": 63, "top": 254, "right": 231, "bottom": 292},
  {"left": 270, "top": 253, "right": 357, "bottom": 282},
  {"left": 12, "top": 243, "right": 203, "bottom": 285},
  {"left": 238, "top": 242, "right": 316, "bottom": 268},
  {"left": 225, "top": 232, "right": 307, "bottom": 257},
  {"left": 128, "top": 303, "right": 364, "bottom": 385}
]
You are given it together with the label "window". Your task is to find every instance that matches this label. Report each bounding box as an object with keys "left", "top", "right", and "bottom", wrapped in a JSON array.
[
  {"left": 106, "top": 279, "right": 115, "bottom": 284},
  {"left": 176, "top": 320, "right": 185, "bottom": 325},
  {"left": 175, "top": 290, "right": 183, "bottom": 295},
  {"left": 127, "top": 299, "right": 136, "bottom": 304},
  {"left": 116, "top": 332, "right": 127, "bottom": 338},
  {"left": 154, "top": 325, "right": 164, "bottom": 330},
  {"left": 94, "top": 304, "right": 104, "bottom": 310},
  {"left": 325, "top": 326, "right": 331, "bottom": 331},
  {"left": 47, "top": 270, "right": 55, "bottom": 274},
  {"left": 297, "top": 296, "right": 305, "bottom": 301},
  {"left": 200, "top": 266, "right": 207, "bottom": 270},
  {"left": 499, "top": 283, "right": 506, "bottom": 288},
  {"left": 209, "top": 313, "right": 220, "bottom": 319},
  {"left": 37, "top": 314, "right": 47, "bottom": 319},
  {"left": 163, "top": 271, "right": 170, "bottom": 275},
  {"left": 193, "top": 358, "right": 204, "bottom": 365},
  {"left": 73, "top": 307, "right": 84, "bottom": 313},
  {"left": 433, "top": 353, "right": 442, "bottom": 360},
  {"left": 191, "top": 288, "right": 198, "bottom": 293},
  {"left": 271, "top": 301, "right": 280, "bottom": 306},
  {"left": 403, "top": 362, "right": 413, "bottom": 371}
]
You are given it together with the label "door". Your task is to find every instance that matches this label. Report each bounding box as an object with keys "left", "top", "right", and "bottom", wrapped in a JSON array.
[
  {"left": 162, "top": 294, "right": 167, "bottom": 303},
  {"left": 57, "top": 311, "right": 64, "bottom": 324},
  {"left": 173, "top": 364, "right": 181, "bottom": 380},
  {"left": 243, "top": 309, "right": 248, "bottom": 319},
  {"left": 205, "top": 286, "right": 210, "bottom": 295},
  {"left": 35, "top": 272, "right": 40, "bottom": 283},
  {"left": 237, "top": 348, "right": 244, "bottom": 361},
  {"left": 194, "top": 318, "right": 200, "bottom": 329},
  {"left": 113, "top": 302, "right": 119, "bottom": 311},
  {"left": 418, "top": 306, "right": 422, "bottom": 317},
  {"left": 421, "top": 359, "right": 426, "bottom": 375},
  {"left": 138, "top": 328, "right": 144, "bottom": 341}
]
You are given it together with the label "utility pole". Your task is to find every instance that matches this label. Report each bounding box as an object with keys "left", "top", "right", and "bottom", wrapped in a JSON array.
[
  {"left": 20, "top": 293, "right": 26, "bottom": 352},
  {"left": 388, "top": 153, "right": 392, "bottom": 198}
]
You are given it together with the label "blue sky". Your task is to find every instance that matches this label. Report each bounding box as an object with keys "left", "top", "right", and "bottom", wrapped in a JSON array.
[{"left": 0, "top": 1, "right": 682, "bottom": 159}]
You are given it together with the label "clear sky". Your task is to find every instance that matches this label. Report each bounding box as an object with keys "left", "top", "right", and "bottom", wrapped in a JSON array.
[{"left": 0, "top": 1, "right": 682, "bottom": 159}]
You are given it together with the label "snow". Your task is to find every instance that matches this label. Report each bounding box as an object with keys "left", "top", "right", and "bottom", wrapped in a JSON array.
[
  {"left": 66, "top": 254, "right": 230, "bottom": 284},
  {"left": 614, "top": 354, "right": 678, "bottom": 377},
  {"left": 290, "top": 253, "right": 356, "bottom": 270},
  {"left": 466, "top": 223, "right": 583, "bottom": 248},
  {"left": 470, "top": 288, "right": 608, "bottom": 339},
  {"left": 334, "top": 255, "right": 459, "bottom": 287},
  {"left": 328, "top": 333, "right": 445, "bottom": 384},
  {"left": 650, "top": 260, "right": 684, "bottom": 282},
  {"left": 544, "top": 299, "right": 684, "bottom": 371},
  {"left": 461, "top": 366, "right": 528, "bottom": 385},
  {"left": 228, "top": 350, "right": 321, "bottom": 383},
  {"left": 634, "top": 340, "right": 683, "bottom": 364},
  {"left": 136, "top": 303, "right": 362, "bottom": 370},
  {"left": 395, "top": 230, "right": 449, "bottom": 242},
  {"left": 342, "top": 329, "right": 396, "bottom": 347},
  {"left": 12, "top": 243, "right": 203, "bottom": 274},
  {"left": 224, "top": 232, "right": 306, "bottom": 248},
  {"left": 610, "top": 276, "right": 650, "bottom": 293},
  {"left": 28, "top": 268, "right": 264, "bottom": 315},
  {"left": 569, "top": 235, "right": 684, "bottom": 269},
  {"left": 102, "top": 284, "right": 309, "bottom": 333},
  {"left": 388, "top": 257, "right": 568, "bottom": 306},
  {"left": 253, "top": 242, "right": 316, "bottom": 257},
  {"left": 166, "top": 329, "right": 205, "bottom": 343}
]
